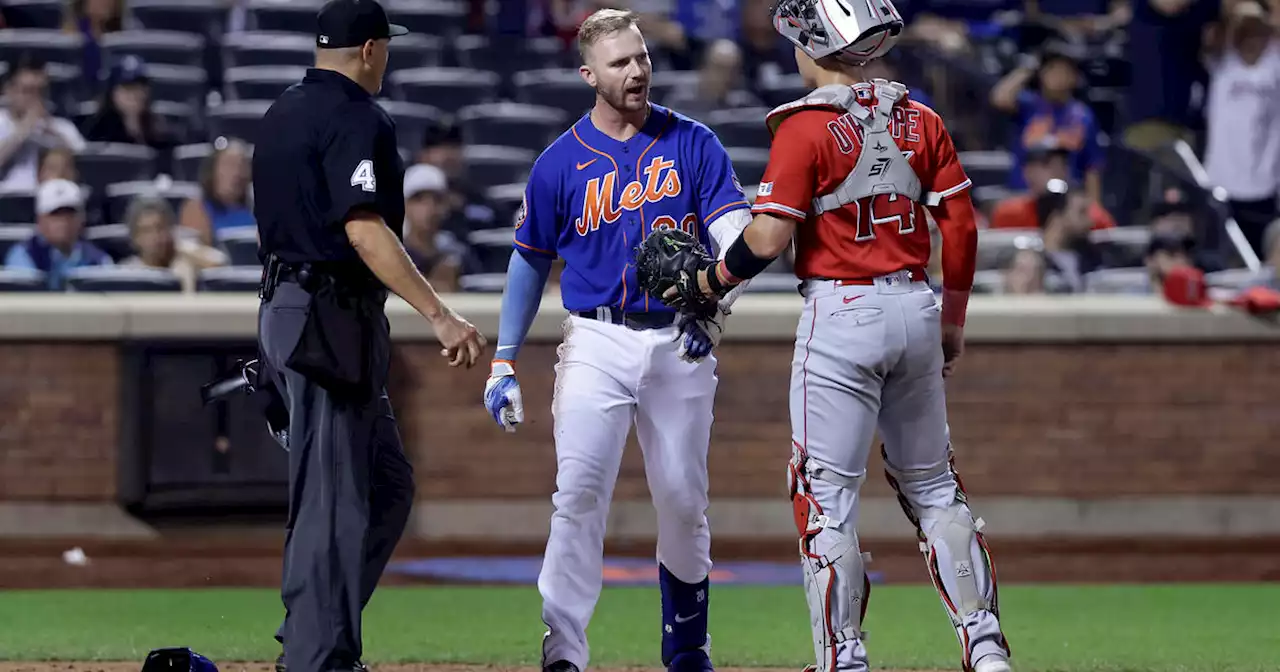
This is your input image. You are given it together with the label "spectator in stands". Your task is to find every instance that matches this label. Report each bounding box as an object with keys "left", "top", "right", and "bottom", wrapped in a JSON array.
[
  {"left": 37, "top": 146, "right": 78, "bottom": 184},
  {"left": 631, "top": 0, "right": 741, "bottom": 70},
  {"left": 402, "top": 164, "right": 474, "bottom": 293},
  {"left": 119, "top": 196, "right": 228, "bottom": 293},
  {"left": 81, "top": 55, "right": 177, "bottom": 150},
  {"left": 1027, "top": 0, "right": 1132, "bottom": 39},
  {"left": 3, "top": 179, "right": 112, "bottom": 289},
  {"left": 990, "top": 141, "right": 1116, "bottom": 229},
  {"left": 903, "top": 0, "right": 1020, "bottom": 55},
  {"left": 990, "top": 42, "right": 1104, "bottom": 202},
  {"left": 1036, "top": 182, "right": 1103, "bottom": 292},
  {"left": 1003, "top": 247, "right": 1049, "bottom": 294},
  {"left": 1144, "top": 231, "right": 1199, "bottom": 294},
  {"left": 1122, "top": 0, "right": 1218, "bottom": 154},
  {"left": 0, "top": 56, "right": 87, "bottom": 192},
  {"left": 62, "top": 0, "right": 131, "bottom": 88},
  {"left": 179, "top": 138, "right": 254, "bottom": 246},
  {"left": 1203, "top": 0, "right": 1280, "bottom": 258},
  {"left": 416, "top": 122, "right": 498, "bottom": 233},
  {"left": 663, "top": 39, "right": 762, "bottom": 119},
  {"left": 739, "top": 0, "right": 797, "bottom": 90}
]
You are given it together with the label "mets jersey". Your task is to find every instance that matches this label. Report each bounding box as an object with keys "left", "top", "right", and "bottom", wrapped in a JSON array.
[{"left": 514, "top": 104, "right": 750, "bottom": 313}]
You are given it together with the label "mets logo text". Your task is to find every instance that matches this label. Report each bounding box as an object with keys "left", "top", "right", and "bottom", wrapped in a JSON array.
[{"left": 575, "top": 156, "right": 682, "bottom": 235}]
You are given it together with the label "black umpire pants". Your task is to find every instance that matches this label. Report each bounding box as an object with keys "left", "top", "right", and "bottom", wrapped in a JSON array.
[{"left": 259, "top": 280, "right": 415, "bottom": 672}]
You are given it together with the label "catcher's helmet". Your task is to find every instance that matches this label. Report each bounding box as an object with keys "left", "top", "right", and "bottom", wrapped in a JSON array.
[{"left": 772, "top": 0, "right": 904, "bottom": 65}]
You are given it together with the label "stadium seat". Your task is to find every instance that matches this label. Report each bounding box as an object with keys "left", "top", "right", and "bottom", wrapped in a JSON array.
[
  {"left": 215, "top": 225, "right": 260, "bottom": 266},
  {"left": 76, "top": 143, "right": 159, "bottom": 193},
  {"left": 458, "top": 273, "right": 507, "bottom": 293},
  {"left": 388, "top": 68, "right": 501, "bottom": 113},
  {"left": 101, "top": 30, "right": 207, "bottom": 68},
  {"left": 971, "top": 269, "right": 1005, "bottom": 294},
  {"left": 0, "top": 29, "right": 82, "bottom": 69},
  {"left": 73, "top": 99, "right": 196, "bottom": 146},
  {"left": 0, "top": 224, "right": 34, "bottom": 260},
  {"left": 759, "top": 74, "right": 809, "bottom": 108},
  {"left": 958, "top": 150, "right": 1014, "bottom": 189},
  {"left": 145, "top": 63, "right": 209, "bottom": 106},
  {"left": 376, "top": 100, "right": 446, "bottom": 151},
  {"left": 103, "top": 180, "right": 201, "bottom": 224},
  {"left": 0, "top": 267, "right": 48, "bottom": 291},
  {"left": 66, "top": 266, "right": 182, "bottom": 292},
  {"left": 1205, "top": 268, "right": 1271, "bottom": 291},
  {"left": 1090, "top": 226, "right": 1151, "bottom": 269},
  {"left": 467, "top": 227, "right": 515, "bottom": 274},
  {"left": 977, "top": 228, "right": 1041, "bottom": 271},
  {"left": 743, "top": 274, "right": 800, "bottom": 293},
  {"left": 454, "top": 35, "right": 565, "bottom": 80},
  {"left": 650, "top": 70, "right": 698, "bottom": 106},
  {"left": 221, "top": 31, "right": 315, "bottom": 68},
  {"left": 485, "top": 183, "right": 526, "bottom": 225},
  {"left": 706, "top": 108, "right": 772, "bottom": 150},
  {"left": 1082, "top": 268, "right": 1151, "bottom": 294},
  {"left": 1, "top": 0, "right": 63, "bottom": 30},
  {"left": 513, "top": 69, "right": 595, "bottom": 117},
  {"left": 726, "top": 147, "right": 769, "bottom": 186},
  {"left": 972, "top": 185, "right": 1018, "bottom": 211},
  {"left": 0, "top": 190, "right": 35, "bottom": 225},
  {"left": 198, "top": 265, "right": 264, "bottom": 292},
  {"left": 130, "top": 0, "right": 229, "bottom": 37},
  {"left": 172, "top": 143, "right": 216, "bottom": 182},
  {"left": 383, "top": 0, "right": 468, "bottom": 37},
  {"left": 44, "top": 62, "right": 88, "bottom": 113},
  {"left": 84, "top": 223, "right": 134, "bottom": 260},
  {"left": 206, "top": 100, "right": 273, "bottom": 145},
  {"left": 457, "top": 103, "right": 570, "bottom": 153},
  {"left": 386, "top": 34, "right": 446, "bottom": 73},
  {"left": 224, "top": 65, "right": 306, "bottom": 101},
  {"left": 246, "top": 0, "right": 323, "bottom": 34},
  {"left": 463, "top": 145, "right": 537, "bottom": 190}
]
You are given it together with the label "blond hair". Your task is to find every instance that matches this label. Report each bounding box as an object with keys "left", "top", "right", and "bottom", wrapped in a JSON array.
[{"left": 577, "top": 8, "right": 640, "bottom": 61}]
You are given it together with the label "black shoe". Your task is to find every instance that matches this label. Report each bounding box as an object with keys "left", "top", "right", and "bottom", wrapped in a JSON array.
[
  {"left": 275, "top": 654, "right": 286, "bottom": 672},
  {"left": 544, "top": 661, "right": 579, "bottom": 672}
]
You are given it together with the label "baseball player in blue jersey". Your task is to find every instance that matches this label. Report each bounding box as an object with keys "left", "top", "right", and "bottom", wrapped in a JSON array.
[{"left": 481, "top": 8, "right": 753, "bottom": 672}]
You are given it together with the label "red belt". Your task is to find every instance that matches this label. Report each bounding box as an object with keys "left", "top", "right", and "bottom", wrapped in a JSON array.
[{"left": 823, "top": 266, "right": 929, "bottom": 286}]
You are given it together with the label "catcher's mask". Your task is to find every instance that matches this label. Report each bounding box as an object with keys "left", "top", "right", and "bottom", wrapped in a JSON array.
[{"left": 772, "top": 0, "right": 904, "bottom": 66}]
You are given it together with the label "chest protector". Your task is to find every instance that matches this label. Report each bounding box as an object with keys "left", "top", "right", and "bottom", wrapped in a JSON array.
[{"left": 765, "top": 79, "right": 943, "bottom": 216}]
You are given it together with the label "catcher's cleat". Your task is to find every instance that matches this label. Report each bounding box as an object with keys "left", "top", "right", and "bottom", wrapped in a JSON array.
[
  {"left": 543, "top": 661, "right": 580, "bottom": 672},
  {"left": 275, "top": 653, "right": 286, "bottom": 672}
]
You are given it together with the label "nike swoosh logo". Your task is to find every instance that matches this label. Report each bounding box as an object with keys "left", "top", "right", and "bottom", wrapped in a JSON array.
[
  {"left": 843, "top": 294, "right": 865, "bottom": 304},
  {"left": 576, "top": 159, "right": 597, "bottom": 170},
  {"left": 674, "top": 612, "right": 700, "bottom": 624}
]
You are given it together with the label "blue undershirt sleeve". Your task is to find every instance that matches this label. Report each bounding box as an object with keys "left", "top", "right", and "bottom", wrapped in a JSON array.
[{"left": 493, "top": 250, "right": 554, "bottom": 363}]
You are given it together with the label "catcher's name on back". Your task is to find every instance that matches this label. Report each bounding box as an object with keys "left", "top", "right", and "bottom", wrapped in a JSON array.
[{"left": 512, "top": 104, "right": 750, "bottom": 315}]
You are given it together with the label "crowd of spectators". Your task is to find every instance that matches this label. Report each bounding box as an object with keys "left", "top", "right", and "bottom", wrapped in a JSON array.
[{"left": 0, "top": 0, "right": 1276, "bottom": 302}]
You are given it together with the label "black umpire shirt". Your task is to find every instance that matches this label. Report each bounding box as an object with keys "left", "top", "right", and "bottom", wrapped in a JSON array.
[{"left": 254, "top": 68, "right": 405, "bottom": 265}]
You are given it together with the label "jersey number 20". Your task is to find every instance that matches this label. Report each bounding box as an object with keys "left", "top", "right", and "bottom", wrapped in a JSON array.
[{"left": 853, "top": 193, "right": 916, "bottom": 242}]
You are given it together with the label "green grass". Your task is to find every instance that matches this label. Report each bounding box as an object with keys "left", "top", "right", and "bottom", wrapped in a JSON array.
[{"left": 0, "top": 585, "right": 1277, "bottom": 671}]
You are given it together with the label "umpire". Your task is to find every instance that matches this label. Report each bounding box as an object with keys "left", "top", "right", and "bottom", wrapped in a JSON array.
[{"left": 253, "top": 1, "right": 487, "bottom": 671}]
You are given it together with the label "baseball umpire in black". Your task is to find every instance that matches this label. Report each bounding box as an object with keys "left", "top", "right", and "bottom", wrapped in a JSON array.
[{"left": 253, "top": 1, "right": 487, "bottom": 671}]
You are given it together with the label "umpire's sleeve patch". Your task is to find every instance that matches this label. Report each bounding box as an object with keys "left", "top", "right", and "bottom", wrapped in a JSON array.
[{"left": 350, "top": 159, "right": 377, "bottom": 193}]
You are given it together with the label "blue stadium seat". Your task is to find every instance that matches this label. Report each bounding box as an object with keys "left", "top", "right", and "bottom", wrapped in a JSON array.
[
  {"left": 221, "top": 32, "right": 315, "bottom": 68},
  {"left": 513, "top": 69, "right": 595, "bottom": 117},
  {"left": 0, "top": 224, "right": 34, "bottom": 260},
  {"left": 130, "top": 0, "right": 229, "bottom": 37},
  {"left": 101, "top": 30, "right": 207, "bottom": 68},
  {"left": 383, "top": 0, "right": 467, "bottom": 37},
  {"left": 972, "top": 185, "right": 1018, "bottom": 212},
  {"left": 743, "top": 274, "right": 800, "bottom": 293},
  {"left": 0, "top": 190, "right": 35, "bottom": 225},
  {"left": 458, "top": 273, "right": 508, "bottom": 293},
  {"left": 224, "top": 65, "right": 306, "bottom": 101},
  {"left": 2, "top": 0, "right": 63, "bottom": 29},
  {"left": 760, "top": 74, "right": 809, "bottom": 108},
  {"left": 172, "top": 143, "right": 215, "bottom": 182},
  {"left": 45, "top": 62, "right": 88, "bottom": 114},
  {"left": 958, "top": 150, "right": 1014, "bottom": 189},
  {"left": 726, "top": 147, "right": 769, "bottom": 186},
  {"left": 103, "top": 180, "right": 201, "bottom": 224},
  {"left": 84, "top": 223, "right": 134, "bottom": 261},
  {"left": 454, "top": 35, "right": 565, "bottom": 80},
  {"left": 463, "top": 145, "right": 537, "bottom": 191},
  {"left": 206, "top": 100, "right": 273, "bottom": 145},
  {"left": 73, "top": 99, "right": 196, "bottom": 146},
  {"left": 376, "top": 100, "right": 446, "bottom": 152},
  {"left": 706, "top": 108, "right": 772, "bottom": 150},
  {"left": 0, "top": 29, "right": 82, "bottom": 69},
  {"left": 66, "top": 266, "right": 183, "bottom": 292},
  {"left": 215, "top": 225, "right": 260, "bottom": 266},
  {"left": 485, "top": 183, "right": 527, "bottom": 226},
  {"left": 388, "top": 68, "right": 501, "bottom": 113},
  {"left": 1082, "top": 268, "right": 1150, "bottom": 294},
  {"left": 457, "top": 103, "right": 569, "bottom": 153},
  {"left": 649, "top": 70, "right": 697, "bottom": 106},
  {"left": 246, "top": 0, "right": 322, "bottom": 34},
  {"left": 145, "top": 63, "right": 209, "bottom": 106},
  {"left": 1206, "top": 268, "right": 1271, "bottom": 291},
  {"left": 76, "top": 143, "right": 159, "bottom": 193},
  {"left": 467, "top": 227, "right": 515, "bottom": 274},
  {"left": 977, "top": 228, "right": 1041, "bottom": 271},
  {"left": 971, "top": 269, "right": 1005, "bottom": 295},
  {"left": 1090, "top": 226, "right": 1151, "bottom": 270},
  {"left": 386, "top": 34, "right": 446, "bottom": 73},
  {"left": 0, "top": 268, "right": 48, "bottom": 292},
  {"left": 198, "top": 265, "right": 264, "bottom": 292}
]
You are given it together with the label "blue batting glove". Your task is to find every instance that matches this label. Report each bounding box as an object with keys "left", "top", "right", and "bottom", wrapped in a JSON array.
[
  {"left": 674, "top": 305, "right": 728, "bottom": 364},
  {"left": 483, "top": 360, "right": 524, "bottom": 432}
]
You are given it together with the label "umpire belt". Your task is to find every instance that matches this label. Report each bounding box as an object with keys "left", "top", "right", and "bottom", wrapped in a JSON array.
[{"left": 576, "top": 306, "right": 676, "bottom": 330}]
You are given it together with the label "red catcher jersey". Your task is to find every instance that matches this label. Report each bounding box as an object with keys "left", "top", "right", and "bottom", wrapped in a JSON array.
[{"left": 751, "top": 89, "right": 971, "bottom": 281}]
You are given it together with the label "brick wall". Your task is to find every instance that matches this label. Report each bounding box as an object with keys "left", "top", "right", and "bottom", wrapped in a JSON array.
[{"left": 1, "top": 341, "right": 1277, "bottom": 502}]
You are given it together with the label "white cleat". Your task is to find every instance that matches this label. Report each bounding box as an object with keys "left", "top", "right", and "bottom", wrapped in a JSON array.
[{"left": 973, "top": 655, "right": 1012, "bottom": 672}]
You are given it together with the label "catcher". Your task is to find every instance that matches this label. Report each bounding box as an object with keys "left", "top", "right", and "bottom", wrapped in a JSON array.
[{"left": 635, "top": 1, "right": 1013, "bottom": 671}]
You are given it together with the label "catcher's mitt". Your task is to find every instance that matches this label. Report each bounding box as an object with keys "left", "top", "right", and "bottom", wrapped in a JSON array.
[{"left": 634, "top": 228, "right": 720, "bottom": 315}]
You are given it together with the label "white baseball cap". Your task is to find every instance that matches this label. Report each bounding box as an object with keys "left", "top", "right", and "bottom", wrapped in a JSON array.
[
  {"left": 36, "top": 179, "right": 85, "bottom": 215},
  {"left": 403, "top": 163, "right": 447, "bottom": 199}
]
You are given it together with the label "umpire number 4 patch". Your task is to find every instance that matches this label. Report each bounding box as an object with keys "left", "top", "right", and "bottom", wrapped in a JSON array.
[{"left": 350, "top": 159, "right": 377, "bottom": 192}]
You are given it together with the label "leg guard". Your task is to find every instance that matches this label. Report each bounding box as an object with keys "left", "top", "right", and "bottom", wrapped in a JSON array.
[
  {"left": 882, "top": 446, "right": 1009, "bottom": 672},
  {"left": 659, "top": 564, "right": 712, "bottom": 671},
  {"left": 789, "top": 444, "right": 871, "bottom": 672}
]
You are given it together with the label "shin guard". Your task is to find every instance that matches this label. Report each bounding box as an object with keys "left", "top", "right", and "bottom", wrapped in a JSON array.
[{"left": 660, "top": 564, "right": 711, "bottom": 669}]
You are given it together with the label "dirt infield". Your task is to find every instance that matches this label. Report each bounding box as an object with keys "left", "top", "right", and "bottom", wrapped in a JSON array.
[{"left": 0, "top": 665, "right": 935, "bottom": 672}]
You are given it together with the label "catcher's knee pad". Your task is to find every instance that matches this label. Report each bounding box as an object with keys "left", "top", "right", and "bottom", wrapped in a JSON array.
[
  {"left": 789, "top": 444, "right": 871, "bottom": 672},
  {"left": 882, "top": 446, "right": 1006, "bottom": 670}
]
